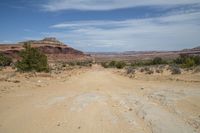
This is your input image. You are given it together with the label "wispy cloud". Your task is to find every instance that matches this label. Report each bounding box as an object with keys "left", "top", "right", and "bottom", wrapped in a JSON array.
[
  {"left": 47, "top": 11, "right": 200, "bottom": 51},
  {"left": 43, "top": 0, "right": 200, "bottom": 11},
  {"left": 23, "top": 29, "right": 33, "bottom": 32},
  {"left": 0, "top": 40, "right": 14, "bottom": 44}
]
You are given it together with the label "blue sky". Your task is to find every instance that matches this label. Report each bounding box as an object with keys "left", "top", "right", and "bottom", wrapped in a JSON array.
[{"left": 0, "top": 0, "right": 200, "bottom": 52}]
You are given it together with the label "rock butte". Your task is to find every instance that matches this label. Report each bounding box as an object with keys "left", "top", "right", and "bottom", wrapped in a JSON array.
[{"left": 0, "top": 37, "right": 91, "bottom": 62}]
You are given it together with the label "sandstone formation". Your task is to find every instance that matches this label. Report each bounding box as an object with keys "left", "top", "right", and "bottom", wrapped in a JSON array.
[{"left": 0, "top": 37, "right": 90, "bottom": 62}]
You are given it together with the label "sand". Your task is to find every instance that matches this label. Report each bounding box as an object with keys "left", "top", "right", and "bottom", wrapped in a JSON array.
[{"left": 0, "top": 65, "right": 199, "bottom": 133}]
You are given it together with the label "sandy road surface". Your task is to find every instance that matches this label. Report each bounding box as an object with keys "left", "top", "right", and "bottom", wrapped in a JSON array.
[{"left": 0, "top": 66, "right": 200, "bottom": 133}]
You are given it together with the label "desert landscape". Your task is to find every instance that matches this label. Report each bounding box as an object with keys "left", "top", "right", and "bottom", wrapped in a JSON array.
[
  {"left": 1, "top": 1, "right": 200, "bottom": 133},
  {"left": 0, "top": 38, "right": 200, "bottom": 133}
]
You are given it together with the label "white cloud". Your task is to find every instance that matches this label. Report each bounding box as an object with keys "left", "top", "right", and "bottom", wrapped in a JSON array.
[
  {"left": 0, "top": 40, "right": 13, "bottom": 44},
  {"left": 47, "top": 12, "right": 200, "bottom": 51},
  {"left": 43, "top": 0, "right": 200, "bottom": 11}
]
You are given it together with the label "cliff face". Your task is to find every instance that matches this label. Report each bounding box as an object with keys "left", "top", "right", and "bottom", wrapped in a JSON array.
[{"left": 0, "top": 38, "right": 89, "bottom": 61}]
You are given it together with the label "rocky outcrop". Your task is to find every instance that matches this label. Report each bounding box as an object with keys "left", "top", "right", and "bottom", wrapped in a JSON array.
[
  {"left": 0, "top": 37, "right": 90, "bottom": 61},
  {"left": 19, "top": 37, "right": 64, "bottom": 46}
]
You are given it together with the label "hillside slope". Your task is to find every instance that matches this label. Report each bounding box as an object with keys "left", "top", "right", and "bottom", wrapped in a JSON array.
[{"left": 0, "top": 37, "right": 90, "bottom": 62}]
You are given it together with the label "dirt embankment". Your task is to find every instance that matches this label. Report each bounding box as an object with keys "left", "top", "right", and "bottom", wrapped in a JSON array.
[{"left": 0, "top": 65, "right": 200, "bottom": 133}]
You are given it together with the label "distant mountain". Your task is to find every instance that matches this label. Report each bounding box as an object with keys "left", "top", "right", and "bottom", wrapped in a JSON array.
[
  {"left": 181, "top": 46, "right": 200, "bottom": 52},
  {"left": 89, "top": 46, "right": 200, "bottom": 62},
  {"left": 89, "top": 46, "right": 200, "bottom": 56},
  {"left": 0, "top": 37, "right": 90, "bottom": 62},
  {"left": 192, "top": 46, "right": 200, "bottom": 50}
]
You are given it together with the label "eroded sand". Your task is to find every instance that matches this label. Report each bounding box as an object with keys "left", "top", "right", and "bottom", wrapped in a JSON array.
[{"left": 0, "top": 65, "right": 200, "bottom": 133}]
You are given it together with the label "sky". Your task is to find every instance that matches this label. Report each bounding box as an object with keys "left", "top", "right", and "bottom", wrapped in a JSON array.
[{"left": 0, "top": 0, "right": 200, "bottom": 52}]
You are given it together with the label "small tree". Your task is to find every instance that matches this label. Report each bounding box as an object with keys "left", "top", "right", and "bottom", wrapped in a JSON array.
[
  {"left": 174, "top": 54, "right": 200, "bottom": 68},
  {"left": 109, "top": 61, "right": 116, "bottom": 67},
  {"left": 16, "top": 43, "right": 49, "bottom": 72},
  {"left": 192, "top": 56, "right": 200, "bottom": 66},
  {"left": 152, "top": 57, "right": 163, "bottom": 65},
  {"left": 115, "top": 61, "right": 126, "bottom": 69},
  {"left": 184, "top": 58, "right": 195, "bottom": 68},
  {"left": 0, "top": 53, "right": 12, "bottom": 67}
]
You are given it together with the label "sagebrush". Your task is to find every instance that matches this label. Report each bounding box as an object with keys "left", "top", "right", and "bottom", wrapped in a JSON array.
[{"left": 0, "top": 53, "right": 12, "bottom": 67}]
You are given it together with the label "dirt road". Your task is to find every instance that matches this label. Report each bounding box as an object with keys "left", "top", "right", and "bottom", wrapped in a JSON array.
[{"left": 0, "top": 66, "right": 200, "bottom": 133}]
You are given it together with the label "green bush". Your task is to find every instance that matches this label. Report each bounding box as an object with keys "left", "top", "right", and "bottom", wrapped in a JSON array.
[
  {"left": 68, "top": 62, "right": 76, "bottom": 66},
  {"left": 67, "top": 60, "right": 92, "bottom": 67},
  {"left": 131, "top": 61, "right": 146, "bottom": 67},
  {"left": 0, "top": 53, "right": 12, "bottom": 67},
  {"left": 101, "top": 62, "right": 109, "bottom": 68},
  {"left": 16, "top": 43, "right": 49, "bottom": 72},
  {"left": 184, "top": 58, "right": 195, "bottom": 68},
  {"left": 174, "top": 54, "right": 200, "bottom": 68},
  {"left": 109, "top": 61, "right": 116, "bottom": 67},
  {"left": 131, "top": 57, "right": 167, "bottom": 67},
  {"left": 115, "top": 61, "right": 126, "bottom": 69},
  {"left": 101, "top": 61, "right": 126, "bottom": 69},
  {"left": 76, "top": 61, "right": 92, "bottom": 67},
  {"left": 193, "top": 56, "right": 200, "bottom": 65},
  {"left": 152, "top": 57, "right": 163, "bottom": 65}
]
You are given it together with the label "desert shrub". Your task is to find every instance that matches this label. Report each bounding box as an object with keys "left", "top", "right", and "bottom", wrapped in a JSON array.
[
  {"left": 145, "top": 69, "right": 154, "bottom": 74},
  {"left": 184, "top": 58, "right": 195, "bottom": 68},
  {"left": 101, "top": 61, "right": 126, "bottom": 69},
  {"left": 131, "top": 62, "right": 142, "bottom": 67},
  {"left": 194, "top": 66, "right": 200, "bottom": 73},
  {"left": 89, "top": 63, "right": 92, "bottom": 67},
  {"left": 156, "top": 69, "right": 163, "bottom": 73},
  {"left": 174, "top": 56, "right": 184, "bottom": 64},
  {"left": 101, "top": 62, "right": 108, "bottom": 68},
  {"left": 62, "top": 63, "right": 67, "bottom": 67},
  {"left": 65, "top": 60, "right": 92, "bottom": 67},
  {"left": 131, "top": 60, "right": 149, "bottom": 67},
  {"left": 0, "top": 53, "right": 12, "bottom": 67},
  {"left": 115, "top": 61, "right": 126, "bottom": 69},
  {"left": 152, "top": 57, "right": 163, "bottom": 65},
  {"left": 156, "top": 69, "right": 160, "bottom": 73},
  {"left": 109, "top": 61, "right": 116, "bottom": 67},
  {"left": 140, "top": 68, "right": 145, "bottom": 72},
  {"left": 16, "top": 43, "right": 49, "bottom": 72},
  {"left": 142, "top": 67, "right": 153, "bottom": 74},
  {"left": 131, "top": 57, "right": 167, "bottom": 67},
  {"left": 76, "top": 62, "right": 82, "bottom": 66},
  {"left": 144, "top": 67, "right": 150, "bottom": 71},
  {"left": 174, "top": 54, "right": 200, "bottom": 68},
  {"left": 147, "top": 57, "right": 168, "bottom": 65},
  {"left": 76, "top": 60, "right": 92, "bottom": 67},
  {"left": 68, "top": 62, "right": 76, "bottom": 66},
  {"left": 193, "top": 56, "right": 200, "bottom": 65},
  {"left": 158, "top": 65, "right": 165, "bottom": 69},
  {"left": 126, "top": 67, "right": 135, "bottom": 74},
  {"left": 170, "top": 65, "right": 181, "bottom": 75}
]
